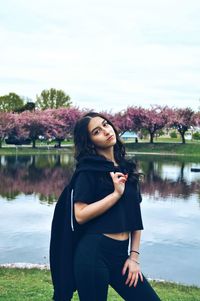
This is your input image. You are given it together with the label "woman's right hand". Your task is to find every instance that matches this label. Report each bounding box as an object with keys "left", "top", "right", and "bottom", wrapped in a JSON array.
[{"left": 110, "top": 172, "right": 128, "bottom": 197}]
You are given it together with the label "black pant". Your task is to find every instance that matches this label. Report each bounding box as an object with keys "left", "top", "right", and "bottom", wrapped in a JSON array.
[{"left": 74, "top": 233, "right": 161, "bottom": 301}]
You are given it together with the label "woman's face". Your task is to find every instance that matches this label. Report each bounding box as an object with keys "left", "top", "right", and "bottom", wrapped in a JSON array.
[{"left": 88, "top": 116, "right": 117, "bottom": 149}]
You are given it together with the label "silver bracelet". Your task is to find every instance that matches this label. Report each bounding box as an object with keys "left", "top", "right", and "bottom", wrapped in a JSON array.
[{"left": 129, "top": 257, "right": 140, "bottom": 265}]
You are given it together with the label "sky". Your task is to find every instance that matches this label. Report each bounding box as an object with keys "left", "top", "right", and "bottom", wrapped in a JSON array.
[{"left": 1, "top": 0, "right": 200, "bottom": 113}]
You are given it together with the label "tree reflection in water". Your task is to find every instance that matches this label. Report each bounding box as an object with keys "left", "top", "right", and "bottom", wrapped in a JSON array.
[
  {"left": 0, "top": 155, "right": 200, "bottom": 204},
  {"left": 139, "top": 160, "right": 200, "bottom": 201},
  {"left": 0, "top": 154, "right": 74, "bottom": 204}
]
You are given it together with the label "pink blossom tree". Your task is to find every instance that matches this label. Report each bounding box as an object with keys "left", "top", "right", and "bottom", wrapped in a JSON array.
[
  {"left": 113, "top": 107, "right": 146, "bottom": 136},
  {"left": 49, "top": 107, "right": 83, "bottom": 147},
  {"left": 99, "top": 110, "right": 115, "bottom": 123},
  {"left": 141, "top": 106, "right": 170, "bottom": 143},
  {"left": 192, "top": 111, "right": 200, "bottom": 127},
  {"left": 169, "top": 108, "right": 195, "bottom": 144},
  {"left": 0, "top": 112, "right": 15, "bottom": 148},
  {"left": 16, "top": 110, "right": 64, "bottom": 148},
  {"left": 113, "top": 110, "right": 133, "bottom": 135},
  {"left": 7, "top": 113, "right": 30, "bottom": 144},
  {"left": 116, "top": 106, "right": 170, "bottom": 143}
]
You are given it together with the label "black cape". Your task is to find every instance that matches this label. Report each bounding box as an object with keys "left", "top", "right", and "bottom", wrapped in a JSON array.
[{"left": 49, "top": 155, "right": 116, "bottom": 301}]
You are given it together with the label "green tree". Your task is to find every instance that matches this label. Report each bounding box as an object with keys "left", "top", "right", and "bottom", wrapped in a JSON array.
[
  {"left": 15, "top": 102, "right": 35, "bottom": 113},
  {"left": 36, "top": 88, "right": 71, "bottom": 110},
  {"left": 0, "top": 93, "right": 24, "bottom": 112}
]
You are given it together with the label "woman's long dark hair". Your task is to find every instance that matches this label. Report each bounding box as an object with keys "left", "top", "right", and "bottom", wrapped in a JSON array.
[{"left": 73, "top": 112, "right": 140, "bottom": 183}]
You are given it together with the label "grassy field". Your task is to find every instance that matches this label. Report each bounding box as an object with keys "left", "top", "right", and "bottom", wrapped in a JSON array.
[
  {"left": 126, "top": 141, "right": 200, "bottom": 156},
  {"left": 0, "top": 137, "right": 200, "bottom": 157},
  {"left": 0, "top": 268, "right": 200, "bottom": 301},
  {"left": 0, "top": 145, "right": 74, "bottom": 156}
]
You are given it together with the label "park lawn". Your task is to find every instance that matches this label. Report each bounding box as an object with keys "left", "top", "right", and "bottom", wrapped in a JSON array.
[
  {"left": 0, "top": 145, "right": 73, "bottom": 156},
  {"left": 0, "top": 268, "right": 200, "bottom": 301},
  {"left": 125, "top": 142, "right": 200, "bottom": 156},
  {"left": 0, "top": 140, "right": 200, "bottom": 156}
]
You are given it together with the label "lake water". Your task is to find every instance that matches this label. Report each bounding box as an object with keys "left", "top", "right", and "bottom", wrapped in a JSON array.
[{"left": 0, "top": 153, "right": 200, "bottom": 287}]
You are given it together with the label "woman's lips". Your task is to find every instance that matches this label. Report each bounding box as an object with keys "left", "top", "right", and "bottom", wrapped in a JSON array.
[{"left": 107, "top": 135, "right": 114, "bottom": 141}]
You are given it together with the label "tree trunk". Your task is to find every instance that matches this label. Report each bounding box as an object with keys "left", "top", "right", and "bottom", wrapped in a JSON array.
[
  {"left": 150, "top": 132, "right": 154, "bottom": 143},
  {"left": 179, "top": 162, "right": 185, "bottom": 182},
  {"left": 0, "top": 139, "right": 2, "bottom": 148},
  {"left": 31, "top": 155, "right": 36, "bottom": 168},
  {"left": 179, "top": 131, "right": 186, "bottom": 144},
  {"left": 32, "top": 139, "right": 36, "bottom": 148},
  {"left": 55, "top": 155, "right": 61, "bottom": 167}
]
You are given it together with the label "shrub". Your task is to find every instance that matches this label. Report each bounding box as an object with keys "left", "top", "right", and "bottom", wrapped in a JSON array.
[
  {"left": 193, "top": 132, "right": 200, "bottom": 140},
  {"left": 170, "top": 131, "right": 178, "bottom": 138}
]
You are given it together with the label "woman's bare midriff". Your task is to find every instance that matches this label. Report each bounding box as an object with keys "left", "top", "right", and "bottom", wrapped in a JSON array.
[{"left": 103, "top": 232, "right": 130, "bottom": 241}]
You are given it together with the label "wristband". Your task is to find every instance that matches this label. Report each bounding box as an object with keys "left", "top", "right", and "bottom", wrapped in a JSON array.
[{"left": 130, "top": 250, "right": 140, "bottom": 255}]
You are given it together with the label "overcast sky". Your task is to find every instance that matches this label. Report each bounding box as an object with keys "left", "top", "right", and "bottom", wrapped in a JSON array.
[{"left": 1, "top": 0, "right": 200, "bottom": 112}]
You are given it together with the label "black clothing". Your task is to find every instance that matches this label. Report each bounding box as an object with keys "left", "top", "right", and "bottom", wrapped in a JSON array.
[
  {"left": 50, "top": 155, "right": 119, "bottom": 301},
  {"left": 49, "top": 155, "right": 143, "bottom": 301},
  {"left": 74, "top": 233, "right": 161, "bottom": 301},
  {"left": 73, "top": 165, "right": 143, "bottom": 233}
]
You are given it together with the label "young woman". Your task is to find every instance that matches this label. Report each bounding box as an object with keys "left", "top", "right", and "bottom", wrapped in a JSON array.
[
  {"left": 70, "top": 112, "right": 161, "bottom": 301},
  {"left": 50, "top": 112, "right": 160, "bottom": 301}
]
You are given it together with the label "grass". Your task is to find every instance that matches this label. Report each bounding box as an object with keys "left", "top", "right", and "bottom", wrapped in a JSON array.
[
  {"left": 0, "top": 268, "right": 200, "bottom": 301},
  {"left": 0, "top": 146, "right": 73, "bottom": 156},
  {"left": 126, "top": 141, "right": 200, "bottom": 157},
  {"left": 0, "top": 139, "right": 200, "bottom": 157}
]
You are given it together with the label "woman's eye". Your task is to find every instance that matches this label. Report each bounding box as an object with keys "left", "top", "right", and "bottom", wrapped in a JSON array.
[
  {"left": 94, "top": 130, "right": 100, "bottom": 135},
  {"left": 104, "top": 122, "right": 109, "bottom": 127}
]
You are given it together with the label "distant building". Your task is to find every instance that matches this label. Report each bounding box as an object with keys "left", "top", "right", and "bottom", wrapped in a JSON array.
[
  {"left": 120, "top": 131, "right": 138, "bottom": 142},
  {"left": 185, "top": 132, "right": 192, "bottom": 140}
]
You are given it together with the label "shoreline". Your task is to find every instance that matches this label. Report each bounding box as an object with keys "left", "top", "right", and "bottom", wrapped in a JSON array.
[
  {"left": 1, "top": 142, "right": 200, "bottom": 157},
  {"left": 0, "top": 263, "right": 199, "bottom": 289},
  {"left": 0, "top": 149, "right": 199, "bottom": 157}
]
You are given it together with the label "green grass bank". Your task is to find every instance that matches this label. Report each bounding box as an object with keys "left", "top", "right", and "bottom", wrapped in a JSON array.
[
  {"left": 0, "top": 268, "right": 200, "bottom": 301},
  {"left": 0, "top": 141, "right": 200, "bottom": 157},
  {"left": 126, "top": 142, "right": 200, "bottom": 156}
]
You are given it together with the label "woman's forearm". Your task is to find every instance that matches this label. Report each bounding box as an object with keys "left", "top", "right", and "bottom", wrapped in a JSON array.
[
  {"left": 74, "top": 191, "right": 121, "bottom": 224},
  {"left": 130, "top": 230, "right": 141, "bottom": 260}
]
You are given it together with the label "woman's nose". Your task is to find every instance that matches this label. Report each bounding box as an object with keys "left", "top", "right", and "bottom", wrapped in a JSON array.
[{"left": 103, "top": 128, "right": 110, "bottom": 135}]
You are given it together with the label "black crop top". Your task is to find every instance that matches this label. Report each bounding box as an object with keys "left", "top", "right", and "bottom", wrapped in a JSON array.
[{"left": 73, "top": 165, "right": 144, "bottom": 233}]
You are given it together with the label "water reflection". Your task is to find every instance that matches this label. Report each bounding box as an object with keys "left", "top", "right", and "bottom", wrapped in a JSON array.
[
  {"left": 138, "top": 160, "right": 200, "bottom": 202},
  {"left": 1, "top": 154, "right": 200, "bottom": 286},
  {"left": 0, "top": 155, "right": 200, "bottom": 203},
  {"left": 0, "top": 154, "right": 74, "bottom": 203}
]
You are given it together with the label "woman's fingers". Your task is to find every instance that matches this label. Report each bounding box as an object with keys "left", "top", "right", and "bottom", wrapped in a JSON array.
[
  {"left": 139, "top": 271, "right": 143, "bottom": 282},
  {"left": 110, "top": 171, "right": 128, "bottom": 195},
  {"left": 133, "top": 273, "right": 139, "bottom": 287},
  {"left": 122, "top": 261, "right": 128, "bottom": 275},
  {"left": 110, "top": 173, "right": 127, "bottom": 182},
  {"left": 110, "top": 172, "right": 126, "bottom": 178},
  {"left": 126, "top": 272, "right": 141, "bottom": 287},
  {"left": 128, "top": 273, "right": 135, "bottom": 287},
  {"left": 125, "top": 271, "right": 133, "bottom": 285},
  {"left": 114, "top": 172, "right": 126, "bottom": 176},
  {"left": 119, "top": 176, "right": 126, "bottom": 182},
  {"left": 122, "top": 259, "right": 142, "bottom": 287}
]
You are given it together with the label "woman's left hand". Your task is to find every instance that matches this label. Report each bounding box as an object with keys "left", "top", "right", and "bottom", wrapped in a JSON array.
[{"left": 122, "top": 257, "right": 143, "bottom": 287}]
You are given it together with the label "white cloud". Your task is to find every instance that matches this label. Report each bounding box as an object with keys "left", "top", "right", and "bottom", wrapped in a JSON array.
[{"left": 0, "top": 0, "right": 200, "bottom": 112}]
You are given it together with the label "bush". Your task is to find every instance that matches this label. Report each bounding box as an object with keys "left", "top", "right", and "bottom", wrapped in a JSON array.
[
  {"left": 5, "top": 137, "right": 31, "bottom": 145},
  {"left": 170, "top": 131, "right": 178, "bottom": 138},
  {"left": 193, "top": 132, "right": 200, "bottom": 140}
]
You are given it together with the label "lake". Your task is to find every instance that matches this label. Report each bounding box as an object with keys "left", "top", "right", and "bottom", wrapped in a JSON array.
[{"left": 0, "top": 153, "right": 200, "bottom": 287}]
